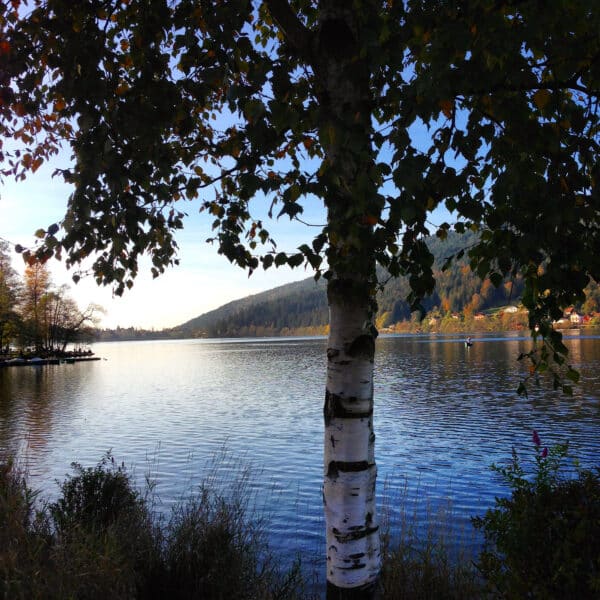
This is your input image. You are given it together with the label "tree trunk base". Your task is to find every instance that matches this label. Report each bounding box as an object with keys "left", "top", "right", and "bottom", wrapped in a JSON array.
[{"left": 326, "top": 580, "right": 379, "bottom": 600}]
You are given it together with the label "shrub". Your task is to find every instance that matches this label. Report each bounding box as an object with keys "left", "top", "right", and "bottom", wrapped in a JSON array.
[
  {"left": 472, "top": 432, "right": 600, "bottom": 598},
  {"left": 48, "top": 453, "right": 159, "bottom": 599},
  {"left": 50, "top": 453, "right": 145, "bottom": 533}
]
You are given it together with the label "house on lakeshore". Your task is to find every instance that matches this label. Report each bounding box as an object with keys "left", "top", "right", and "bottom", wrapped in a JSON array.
[
  {"left": 564, "top": 306, "right": 583, "bottom": 325},
  {"left": 570, "top": 311, "right": 583, "bottom": 325},
  {"left": 552, "top": 307, "right": 584, "bottom": 328}
]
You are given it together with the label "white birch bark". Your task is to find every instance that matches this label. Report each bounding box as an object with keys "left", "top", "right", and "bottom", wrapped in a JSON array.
[{"left": 324, "top": 292, "right": 380, "bottom": 591}]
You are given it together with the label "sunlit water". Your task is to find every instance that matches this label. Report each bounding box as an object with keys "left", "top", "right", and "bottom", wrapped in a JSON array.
[{"left": 1, "top": 333, "right": 599, "bottom": 579}]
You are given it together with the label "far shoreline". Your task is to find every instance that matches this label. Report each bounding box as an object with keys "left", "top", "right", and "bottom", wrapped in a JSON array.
[{"left": 91, "top": 322, "right": 600, "bottom": 344}]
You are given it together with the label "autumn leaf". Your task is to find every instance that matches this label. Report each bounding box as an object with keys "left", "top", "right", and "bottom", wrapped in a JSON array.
[
  {"left": 14, "top": 103, "right": 27, "bottom": 117},
  {"left": 361, "top": 214, "right": 378, "bottom": 226},
  {"left": 533, "top": 89, "right": 551, "bottom": 110},
  {"left": 439, "top": 99, "right": 453, "bottom": 118}
]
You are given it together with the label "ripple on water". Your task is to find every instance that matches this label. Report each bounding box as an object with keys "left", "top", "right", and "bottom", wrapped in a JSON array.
[{"left": 0, "top": 335, "right": 598, "bottom": 577}]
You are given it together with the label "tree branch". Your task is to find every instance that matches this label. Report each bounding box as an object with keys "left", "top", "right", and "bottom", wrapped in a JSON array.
[{"left": 265, "top": 0, "right": 313, "bottom": 61}]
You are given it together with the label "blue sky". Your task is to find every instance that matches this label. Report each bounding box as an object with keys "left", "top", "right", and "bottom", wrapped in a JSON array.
[{"left": 1, "top": 154, "right": 322, "bottom": 330}]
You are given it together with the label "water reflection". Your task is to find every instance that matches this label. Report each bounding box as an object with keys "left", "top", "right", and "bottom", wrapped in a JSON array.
[{"left": 0, "top": 334, "right": 598, "bottom": 568}]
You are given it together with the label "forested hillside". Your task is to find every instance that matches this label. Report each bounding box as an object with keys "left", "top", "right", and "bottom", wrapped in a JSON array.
[
  {"left": 178, "top": 277, "right": 327, "bottom": 337},
  {"left": 376, "top": 231, "right": 525, "bottom": 326},
  {"left": 175, "top": 232, "right": 529, "bottom": 337}
]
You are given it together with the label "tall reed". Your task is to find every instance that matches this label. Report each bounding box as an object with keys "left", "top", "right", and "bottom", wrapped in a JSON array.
[{"left": 378, "top": 475, "right": 483, "bottom": 599}]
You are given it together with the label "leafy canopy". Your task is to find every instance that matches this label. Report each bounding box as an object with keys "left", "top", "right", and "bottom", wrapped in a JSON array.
[{"left": 1, "top": 1, "right": 599, "bottom": 347}]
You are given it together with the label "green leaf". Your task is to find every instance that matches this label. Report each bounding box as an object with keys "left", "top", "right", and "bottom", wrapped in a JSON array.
[
  {"left": 243, "top": 99, "right": 266, "bottom": 121},
  {"left": 288, "top": 253, "right": 304, "bottom": 268},
  {"left": 274, "top": 252, "right": 288, "bottom": 267}
]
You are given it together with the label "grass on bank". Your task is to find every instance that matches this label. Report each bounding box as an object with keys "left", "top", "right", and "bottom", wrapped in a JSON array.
[{"left": 2, "top": 440, "right": 599, "bottom": 599}]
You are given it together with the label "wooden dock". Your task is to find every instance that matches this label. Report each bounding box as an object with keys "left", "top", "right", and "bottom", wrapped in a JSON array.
[{"left": 0, "top": 356, "right": 101, "bottom": 368}]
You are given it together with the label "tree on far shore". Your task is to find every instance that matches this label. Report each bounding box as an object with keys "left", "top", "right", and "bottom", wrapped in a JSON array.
[
  {"left": 0, "top": 247, "right": 102, "bottom": 354},
  {"left": 20, "top": 261, "right": 51, "bottom": 352},
  {"left": 0, "top": 240, "right": 21, "bottom": 353}
]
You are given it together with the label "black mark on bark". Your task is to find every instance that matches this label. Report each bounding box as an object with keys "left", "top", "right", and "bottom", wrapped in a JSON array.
[
  {"left": 327, "top": 460, "right": 370, "bottom": 480},
  {"left": 347, "top": 334, "right": 374, "bottom": 360},
  {"left": 332, "top": 525, "right": 379, "bottom": 543},
  {"left": 324, "top": 390, "right": 372, "bottom": 426}
]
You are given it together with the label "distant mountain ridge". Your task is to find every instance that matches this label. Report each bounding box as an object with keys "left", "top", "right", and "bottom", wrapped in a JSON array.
[
  {"left": 173, "top": 231, "right": 527, "bottom": 338},
  {"left": 178, "top": 276, "right": 327, "bottom": 337}
]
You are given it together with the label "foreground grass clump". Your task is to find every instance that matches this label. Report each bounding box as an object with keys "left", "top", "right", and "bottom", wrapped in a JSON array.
[
  {"left": 380, "top": 542, "right": 482, "bottom": 600},
  {"left": 473, "top": 432, "right": 600, "bottom": 599},
  {"left": 0, "top": 453, "right": 306, "bottom": 600},
  {"left": 378, "top": 480, "right": 483, "bottom": 600}
]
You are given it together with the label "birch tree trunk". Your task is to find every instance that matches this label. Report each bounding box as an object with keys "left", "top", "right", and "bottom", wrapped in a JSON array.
[{"left": 324, "top": 276, "right": 380, "bottom": 598}]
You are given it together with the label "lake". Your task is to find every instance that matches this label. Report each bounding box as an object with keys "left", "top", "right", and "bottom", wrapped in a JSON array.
[{"left": 1, "top": 333, "right": 599, "bottom": 576}]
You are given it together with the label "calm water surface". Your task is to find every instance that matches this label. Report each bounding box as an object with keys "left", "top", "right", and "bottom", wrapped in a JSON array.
[{"left": 1, "top": 333, "right": 599, "bottom": 573}]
